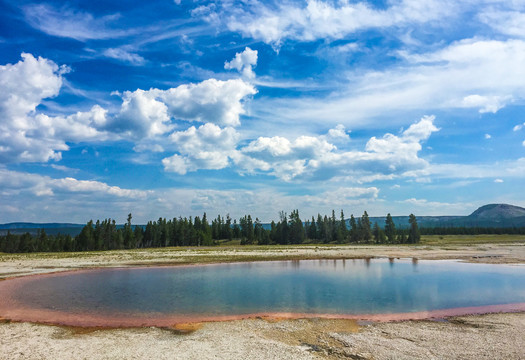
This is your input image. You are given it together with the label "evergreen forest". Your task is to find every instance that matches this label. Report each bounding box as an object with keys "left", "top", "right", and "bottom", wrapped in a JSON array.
[{"left": 1, "top": 210, "right": 524, "bottom": 253}]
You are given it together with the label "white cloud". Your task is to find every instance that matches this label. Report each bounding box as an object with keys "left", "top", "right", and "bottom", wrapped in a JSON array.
[
  {"left": 53, "top": 177, "right": 150, "bottom": 199},
  {"left": 479, "top": 10, "right": 525, "bottom": 38},
  {"left": 0, "top": 168, "right": 149, "bottom": 200},
  {"left": 494, "top": 178, "right": 504, "bottom": 183},
  {"left": 256, "top": 39, "right": 525, "bottom": 125},
  {"left": 408, "top": 157, "right": 525, "bottom": 180},
  {"left": 0, "top": 52, "right": 258, "bottom": 165},
  {"left": 0, "top": 167, "right": 382, "bottom": 223},
  {"left": 326, "top": 124, "right": 350, "bottom": 142},
  {"left": 163, "top": 123, "right": 239, "bottom": 174},
  {"left": 0, "top": 53, "right": 109, "bottom": 163},
  {"left": 485, "top": 133, "right": 492, "bottom": 139},
  {"left": 34, "top": 105, "right": 110, "bottom": 143},
  {"left": 23, "top": 4, "right": 129, "bottom": 41},
  {"left": 137, "top": 186, "right": 381, "bottom": 223},
  {"left": 242, "top": 136, "right": 293, "bottom": 157},
  {"left": 461, "top": 94, "right": 511, "bottom": 113},
  {"left": 50, "top": 164, "right": 78, "bottom": 173},
  {"left": 514, "top": 122, "right": 525, "bottom": 131},
  {"left": 223, "top": 0, "right": 453, "bottom": 47},
  {"left": 224, "top": 47, "right": 258, "bottom": 79},
  {"left": 104, "top": 77, "right": 256, "bottom": 142},
  {"left": 112, "top": 89, "right": 172, "bottom": 138},
  {"left": 0, "top": 53, "right": 64, "bottom": 119},
  {"left": 103, "top": 48, "right": 145, "bottom": 65},
  {"left": 103, "top": 78, "right": 256, "bottom": 138},
  {"left": 158, "top": 79, "right": 256, "bottom": 127},
  {"left": 239, "top": 116, "right": 438, "bottom": 181}
]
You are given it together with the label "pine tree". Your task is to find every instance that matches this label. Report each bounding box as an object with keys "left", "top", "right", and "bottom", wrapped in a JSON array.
[
  {"left": 123, "top": 213, "right": 134, "bottom": 249},
  {"left": 408, "top": 214, "right": 421, "bottom": 243},
  {"left": 350, "top": 215, "right": 358, "bottom": 242},
  {"left": 338, "top": 209, "right": 347, "bottom": 243},
  {"left": 361, "top": 211, "right": 372, "bottom": 243},
  {"left": 385, "top": 213, "right": 396, "bottom": 244}
]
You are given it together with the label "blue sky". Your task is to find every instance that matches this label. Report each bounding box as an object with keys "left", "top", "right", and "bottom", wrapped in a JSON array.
[{"left": 1, "top": 0, "right": 525, "bottom": 223}]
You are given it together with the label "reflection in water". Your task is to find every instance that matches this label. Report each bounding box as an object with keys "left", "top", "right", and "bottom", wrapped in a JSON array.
[
  {"left": 412, "top": 258, "right": 419, "bottom": 270},
  {"left": 6, "top": 259, "right": 525, "bottom": 317},
  {"left": 389, "top": 258, "right": 395, "bottom": 268}
]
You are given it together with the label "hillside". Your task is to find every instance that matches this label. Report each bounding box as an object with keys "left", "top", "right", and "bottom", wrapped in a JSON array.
[
  {"left": 369, "top": 204, "right": 525, "bottom": 228},
  {"left": 470, "top": 204, "right": 525, "bottom": 219}
]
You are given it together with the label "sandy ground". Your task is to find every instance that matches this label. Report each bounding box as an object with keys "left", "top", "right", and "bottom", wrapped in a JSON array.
[
  {"left": 1, "top": 243, "right": 525, "bottom": 359},
  {"left": 1, "top": 243, "right": 525, "bottom": 279}
]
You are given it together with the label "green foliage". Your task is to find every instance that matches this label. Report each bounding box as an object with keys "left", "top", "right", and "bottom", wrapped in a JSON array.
[
  {"left": 385, "top": 213, "right": 396, "bottom": 244},
  {"left": 408, "top": 213, "right": 421, "bottom": 244}
]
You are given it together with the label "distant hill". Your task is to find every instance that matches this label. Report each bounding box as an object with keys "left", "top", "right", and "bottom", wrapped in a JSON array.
[
  {"left": 0, "top": 223, "right": 84, "bottom": 236},
  {"left": 0, "top": 222, "right": 84, "bottom": 230},
  {"left": 368, "top": 204, "right": 525, "bottom": 229},
  {"left": 469, "top": 204, "right": 525, "bottom": 219}
]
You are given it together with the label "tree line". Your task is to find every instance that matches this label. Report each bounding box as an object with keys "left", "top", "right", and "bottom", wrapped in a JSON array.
[
  {"left": 0, "top": 210, "right": 423, "bottom": 253},
  {"left": 2, "top": 209, "right": 523, "bottom": 254}
]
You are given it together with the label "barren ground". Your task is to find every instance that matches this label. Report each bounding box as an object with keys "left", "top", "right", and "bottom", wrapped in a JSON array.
[{"left": 1, "top": 241, "right": 524, "bottom": 359}]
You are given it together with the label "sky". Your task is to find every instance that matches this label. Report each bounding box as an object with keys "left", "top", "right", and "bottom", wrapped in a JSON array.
[{"left": 1, "top": 0, "right": 525, "bottom": 224}]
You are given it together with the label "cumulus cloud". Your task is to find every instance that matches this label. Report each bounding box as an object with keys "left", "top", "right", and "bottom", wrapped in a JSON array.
[
  {"left": 326, "top": 124, "right": 350, "bottom": 142},
  {"left": 461, "top": 94, "right": 511, "bottom": 113},
  {"left": 238, "top": 116, "right": 438, "bottom": 181},
  {"left": 0, "top": 168, "right": 153, "bottom": 222},
  {"left": 111, "top": 89, "right": 172, "bottom": 138},
  {"left": 162, "top": 123, "right": 239, "bottom": 174},
  {"left": 485, "top": 133, "right": 492, "bottom": 139},
  {"left": 494, "top": 178, "right": 504, "bottom": 183},
  {"left": 0, "top": 168, "right": 149, "bottom": 199},
  {"left": 224, "top": 47, "right": 258, "bottom": 79},
  {"left": 0, "top": 53, "right": 64, "bottom": 119},
  {"left": 222, "top": 0, "right": 453, "bottom": 46},
  {"left": 0, "top": 52, "right": 257, "bottom": 163},
  {"left": 158, "top": 79, "right": 256, "bottom": 126},
  {"left": 110, "top": 79, "right": 256, "bottom": 136},
  {"left": 0, "top": 53, "right": 109, "bottom": 163}
]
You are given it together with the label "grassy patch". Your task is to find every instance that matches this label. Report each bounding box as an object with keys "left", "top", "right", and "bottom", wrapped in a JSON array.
[{"left": 421, "top": 234, "right": 525, "bottom": 246}]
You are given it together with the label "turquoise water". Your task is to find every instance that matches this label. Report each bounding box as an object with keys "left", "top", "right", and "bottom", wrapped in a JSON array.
[{"left": 12, "top": 259, "right": 525, "bottom": 316}]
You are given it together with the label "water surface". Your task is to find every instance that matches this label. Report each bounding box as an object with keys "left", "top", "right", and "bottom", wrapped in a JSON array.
[{"left": 5, "top": 259, "right": 525, "bottom": 320}]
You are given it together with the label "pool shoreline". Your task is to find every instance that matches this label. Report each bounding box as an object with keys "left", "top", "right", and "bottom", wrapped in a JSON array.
[{"left": 1, "top": 259, "right": 525, "bottom": 329}]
